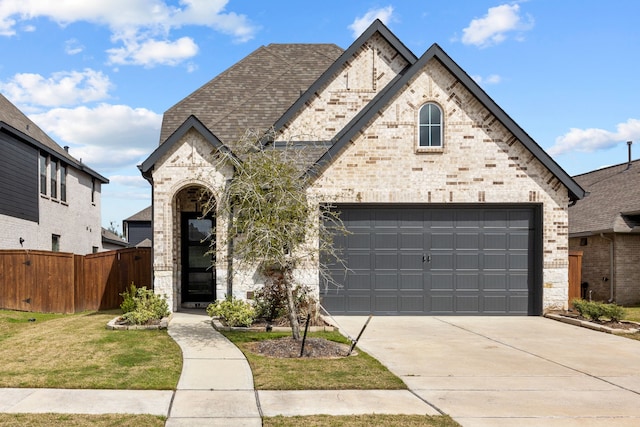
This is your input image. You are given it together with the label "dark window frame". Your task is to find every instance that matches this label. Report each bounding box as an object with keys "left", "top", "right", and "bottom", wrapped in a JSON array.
[{"left": 418, "top": 102, "right": 443, "bottom": 148}]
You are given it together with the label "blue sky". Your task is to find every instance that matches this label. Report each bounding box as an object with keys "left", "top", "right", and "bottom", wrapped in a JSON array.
[{"left": 1, "top": 1, "right": 639, "bottom": 232}]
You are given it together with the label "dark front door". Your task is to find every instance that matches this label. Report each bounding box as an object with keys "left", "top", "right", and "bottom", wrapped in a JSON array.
[{"left": 181, "top": 212, "right": 215, "bottom": 303}]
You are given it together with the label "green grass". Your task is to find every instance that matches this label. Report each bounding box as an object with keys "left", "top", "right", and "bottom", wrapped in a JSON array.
[
  {"left": 263, "top": 414, "right": 460, "bottom": 427},
  {"left": 0, "top": 310, "right": 182, "bottom": 389},
  {"left": 623, "top": 306, "right": 640, "bottom": 322},
  {"left": 0, "top": 413, "right": 165, "bottom": 427},
  {"left": 221, "top": 330, "right": 406, "bottom": 390}
]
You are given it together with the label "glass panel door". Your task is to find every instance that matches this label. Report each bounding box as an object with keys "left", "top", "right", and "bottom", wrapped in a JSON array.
[{"left": 181, "top": 213, "right": 215, "bottom": 302}]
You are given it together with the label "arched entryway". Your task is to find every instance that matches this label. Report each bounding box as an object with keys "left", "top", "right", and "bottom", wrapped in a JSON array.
[{"left": 174, "top": 185, "right": 216, "bottom": 307}]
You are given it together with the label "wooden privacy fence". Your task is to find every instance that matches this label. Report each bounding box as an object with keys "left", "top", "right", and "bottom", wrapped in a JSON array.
[{"left": 0, "top": 247, "right": 151, "bottom": 313}]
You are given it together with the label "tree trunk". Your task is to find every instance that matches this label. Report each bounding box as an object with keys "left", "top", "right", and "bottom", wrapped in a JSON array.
[{"left": 283, "top": 268, "right": 301, "bottom": 340}]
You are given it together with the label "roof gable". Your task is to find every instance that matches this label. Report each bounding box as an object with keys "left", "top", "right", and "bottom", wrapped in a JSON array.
[
  {"left": 268, "top": 19, "right": 417, "bottom": 139},
  {"left": 306, "top": 41, "right": 584, "bottom": 201},
  {"left": 140, "top": 115, "right": 231, "bottom": 178}
]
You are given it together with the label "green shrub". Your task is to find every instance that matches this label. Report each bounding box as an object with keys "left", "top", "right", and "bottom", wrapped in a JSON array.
[
  {"left": 207, "top": 297, "right": 256, "bottom": 327},
  {"left": 119, "top": 284, "right": 170, "bottom": 325},
  {"left": 120, "top": 283, "right": 137, "bottom": 314},
  {"left": 571, "top": 299, "right": 626, "bottom": 322}
]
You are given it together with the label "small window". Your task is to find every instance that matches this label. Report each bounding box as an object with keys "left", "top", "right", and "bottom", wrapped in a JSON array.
[
  {"left": 40, "top": 153, "right": 47, "bottom": 195},
  {"left": 580, "top": 237, "right": 588, "bottom": 246},
  {"left": 51, "top": 159, "right": 58, "bottom": 199},
  {"left": 92, "top": 246, "right": 99, "bottom": 253},
  {"left": 52, "top": 234, "right": 60, "bottom": 252},
  {"left": 60, "top": 164, "right": 67, "bottom": 202},
  {"left": 419, "top": 103, "right": 443, "bottom": 147},
  {"left": 91, "top": 178, "right": 96, "bottom": 203}
]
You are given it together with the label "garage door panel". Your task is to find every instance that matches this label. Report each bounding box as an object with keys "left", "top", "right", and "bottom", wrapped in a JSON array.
[
  {"left": 374, "top": 295, "right": 398, "bottom": 312},
  {"left": 509, "top": 253, "right": 528, "bottom": 270},
  {"left": 456, "top": 295, "right": 480, "bottom": 312},
  {"left": 347, "top": 253, "right": 371, "bottom": 269},
  {"left": 456, "top": 274, "right": 479, "bottom": 289},
  {"left": 431, "top": 233, "right": 453, "bottom": 249},
  {"left": 484, "top": 274, "right": 507, "bottom": 290},
  {"left": 456, "top": 233, "right": 479, "bottom": 249},
  {"left": 400, "top": 252, "right": 423, "bottom": 269},
  {"left": 399, "top": 295, "right": 425, "bottom": 312},
  {"left": 431, "top": 253, "right": 453, "bottom": 269},
  {"left": 322, "top": 206, "right": 538, "bottom": 315},
  {"left": 456, "top": 253, "right": 479, "bottom": 269},
  {"left": 399, "top": 273, "right": 423, "bottom": 290},
  {"left": 484, "top": 253, "right": 507, "bottom": 269},
  {"left": 374, "top": 273, "right": 398, "bottom": 290},
  {"left": 430, "top": 295, "right": 454, "bottom": 312},
  {"left": 347, "top": 295, "right": 372, "bottom": 313},
  {"left": 348, "top": 233, "right": 371, "bottom": 249},
  {"left": 431, "top": 273, "right": 453, "bottom": 290}
]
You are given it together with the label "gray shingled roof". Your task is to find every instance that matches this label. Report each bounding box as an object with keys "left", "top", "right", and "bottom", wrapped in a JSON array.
[
  {"left": 124, "top": 206, "right": 152, "bottom": 222},
  {"left": 159, "top": 43, "right": 344, "bottom": 149},
  {"left": 569, "top": 159, "right": 640, "bottom": 235},
  {"left": 0, "top": 93, "right": 108, "bottom": 183}
]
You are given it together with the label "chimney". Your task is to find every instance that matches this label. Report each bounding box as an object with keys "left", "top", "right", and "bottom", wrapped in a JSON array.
[
  {"left": 627, "top": 141, "right": 633, "bottom": 170},
  {"left": 63, "top": 146, "right": 69, "bottom": 152}
]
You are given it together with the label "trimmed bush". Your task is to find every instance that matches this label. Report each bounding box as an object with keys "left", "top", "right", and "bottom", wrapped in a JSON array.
[
  {"left": 571, "top": 298, "right": 626, "bottom": 322},
  {"left": 119, "top": 284, "right": 170, "bottom": 325},
  {"left": 207, "top": 297, "right": 256, "bottom": 327}
]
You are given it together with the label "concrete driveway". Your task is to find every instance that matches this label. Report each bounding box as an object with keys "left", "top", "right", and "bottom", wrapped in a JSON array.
[{"left": 334, "top": 316, "right": 640, "bottom": 427}]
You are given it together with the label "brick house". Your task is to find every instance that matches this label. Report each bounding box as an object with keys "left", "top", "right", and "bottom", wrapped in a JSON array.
[
  {"left": 568, "top": 154, "right": 640, "bottom": 306},
  {"left": 0, "top": 93, "right": 108, "bottom": 254},
  {"left": 140, "top": 20, "right": 584, "bottom": 315}
]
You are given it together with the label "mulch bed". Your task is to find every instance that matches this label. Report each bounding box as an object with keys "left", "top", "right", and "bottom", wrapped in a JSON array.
[{"left": 245, "top": 337, "right": 355, "bottom": 358}]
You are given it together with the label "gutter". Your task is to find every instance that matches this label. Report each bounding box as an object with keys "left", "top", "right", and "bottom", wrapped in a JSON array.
[{"left": 600, "top": 233, "right": 614, "bottom": 302}]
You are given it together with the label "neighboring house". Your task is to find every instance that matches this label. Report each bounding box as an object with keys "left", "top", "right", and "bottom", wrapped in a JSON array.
[
  {"left": 101, "top": 227, "right": 130, "bottom": 251},
  {"left": 568, "top": 154, "right": 640, "bottom": 306},
  {"left": 0, "top": 93, "right": 109, "bottom": 255},
  {"left": 123, "top": 206, "right": 152, "bottom": 247},
  {"left": 140, "top": 20, "right": 584, "bottom": 315}
]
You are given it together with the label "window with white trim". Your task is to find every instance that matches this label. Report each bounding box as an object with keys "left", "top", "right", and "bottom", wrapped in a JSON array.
[
  {"left": 40, "top": 153, "right": 47, "bottom": 195},
  {"left": 419, "top": 103, "right": 443, "bottom": 147}
]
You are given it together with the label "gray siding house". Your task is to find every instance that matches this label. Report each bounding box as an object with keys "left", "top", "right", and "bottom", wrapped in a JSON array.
[
  {"left": 0, "top": 93, "right": 108, "bottom": 254},
  {"left": 140, "top": 20, "right": 584, "bottom": 315}
]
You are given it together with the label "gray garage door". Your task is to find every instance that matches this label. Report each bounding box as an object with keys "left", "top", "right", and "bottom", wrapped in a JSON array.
[{"left": 321, "top": 205, "right": 541, "bottom": 315}]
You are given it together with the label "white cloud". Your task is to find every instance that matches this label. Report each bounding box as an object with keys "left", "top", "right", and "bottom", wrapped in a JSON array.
[
  {"left": 30, "top": 103, "right": 162, "bottom": 169},
  {"left": 461, "top": 4, "right": 534, "bottom": 48},
  {"left": 0, "top": 0, "right": 257, "bottom": 67},
  {"left": 549, "top": 118, "right": 640, "bottom": 156},
  {"left": 107, "top": 36, "right": 199, "bottom": 67},
  {"left": 349, "top": 6, "right": 394, "bottom": 38},
  {"left": 472, "top": 74, "right": 502, "bottom": 85},
  {"left": 0, "top": 69, "right": 112, "bottom": 108},
  {"left": 65, "top": 38, "right": 84, "bottom": 55}
]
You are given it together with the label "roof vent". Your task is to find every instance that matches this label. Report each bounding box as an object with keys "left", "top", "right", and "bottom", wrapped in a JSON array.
[
  {"left": 626, "top": 141, "right": 633, "bottom": 170},
  {"left": 63, "top": 146, "right": 69, "bottom": 152}
]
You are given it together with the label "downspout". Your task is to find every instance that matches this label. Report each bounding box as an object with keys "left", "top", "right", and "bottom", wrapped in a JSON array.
[{"left": 600, "top": 233, "right": 614, "bottom": 302}]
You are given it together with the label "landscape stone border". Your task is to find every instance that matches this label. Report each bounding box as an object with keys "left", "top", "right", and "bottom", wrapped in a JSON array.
[
  {"left": 211, "top": 317, "right": 336, "bottom": 333},
  {"left": 545, "top": 312, "right": 640, "bottom": 335},
  {"left": 106, "top": 314, "right": 173, "bottom": 330}
]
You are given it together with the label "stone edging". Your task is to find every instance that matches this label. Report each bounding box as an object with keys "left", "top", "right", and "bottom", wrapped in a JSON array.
[
  {"left": 211, "top": 317, "right": 336, "bottom": 332},
  {"left": 106, "top": 313, "right": 173, "bottom": 330},
  {"left": 545, "top": 313, "right": 640, "bottom": 335}
]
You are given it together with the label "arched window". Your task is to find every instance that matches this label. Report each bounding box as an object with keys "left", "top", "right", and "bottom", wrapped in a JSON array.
[{"left": 419, "top": 103, "right": 443, "bottom": 147}]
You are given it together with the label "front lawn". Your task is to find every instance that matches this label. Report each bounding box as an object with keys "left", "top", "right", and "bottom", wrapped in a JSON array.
[
  {"left": 0, "top": 413, "right": 165, "bottom": 427},
  {"left": 264, "top": 414, "right": 460, "bottom": 427},
  {"left": 221, "top": 330, "right": 406, "bottom": 390},
  {"left": 623, "top": 306, "right": 640, "bottom": 322},
  {"left": 0, "top": 310, "right": 181, "bottom": 389}
]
